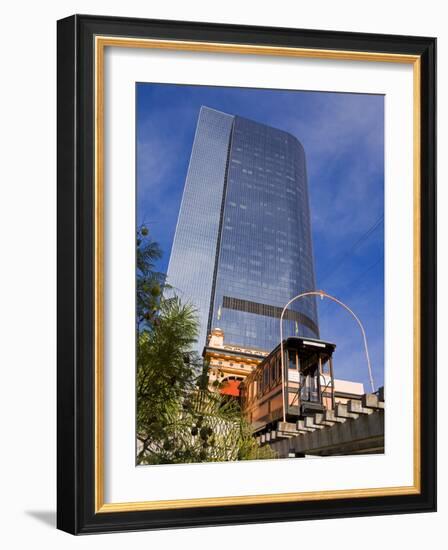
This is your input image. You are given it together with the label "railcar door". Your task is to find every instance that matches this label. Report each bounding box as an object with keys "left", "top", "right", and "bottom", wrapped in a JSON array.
[{"left": 297, "top": 345, "right": 326, "bottom": 415}]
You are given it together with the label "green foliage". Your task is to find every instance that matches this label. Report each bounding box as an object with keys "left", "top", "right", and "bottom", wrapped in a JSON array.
[
  {"left": 136, "top": 227, "right": 277, "bottom": 464},
  {"left": 136, "top": 296, "right": 202, "bottom": 460},
  {"left": 137, "top": 384, "right": 276, "bottom": 464},
  {"left": 136, "top": 225, "right": 165, "bottom": 329}
]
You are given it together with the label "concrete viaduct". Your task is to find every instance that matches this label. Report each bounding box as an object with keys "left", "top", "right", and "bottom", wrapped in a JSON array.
[{"left": 259, "top": 390, "right": 385, "bottom": 458}]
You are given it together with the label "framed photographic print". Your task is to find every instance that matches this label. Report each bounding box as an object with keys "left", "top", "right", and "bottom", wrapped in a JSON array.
[{"left": 57, "top": 14, "right": 436, "bottom": 534}]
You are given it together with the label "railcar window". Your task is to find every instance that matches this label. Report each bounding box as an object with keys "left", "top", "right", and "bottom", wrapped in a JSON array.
[
  {"left": 309, "top": 373, "right": 319, "bottom": 402},
  {"left": 288, "top": 349, "right": 297, "bottom": 370},
  {"left": 264, "top": 364, "right": 270, "bottom": 390},
  {"left": 270, "top": 358, "right": 276, "bottom": 384},
  {"left": 301, "top": 352, "right": 318, "bottom": 373},
  {"left": 300, "top": 370, "right": 319, "bottom": 402},
  {"left": 300, "top": 372, "right": 308, "bottom": 401},
  {"left": 256, "top": 370, "right": 262, "bottom": 398}
]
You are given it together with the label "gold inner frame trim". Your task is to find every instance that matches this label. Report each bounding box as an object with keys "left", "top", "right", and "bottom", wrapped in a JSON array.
[{"left": 94, "top": 35, "right": 421, "bottom": 513}]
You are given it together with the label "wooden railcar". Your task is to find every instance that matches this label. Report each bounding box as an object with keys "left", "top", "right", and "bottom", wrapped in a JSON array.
[{"left": 240, "top": 337, "right": 336, "bottom": 432}]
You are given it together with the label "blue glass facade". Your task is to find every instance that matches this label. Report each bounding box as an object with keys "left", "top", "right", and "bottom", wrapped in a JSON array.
[
  {"left": 167, "top": 106, "right": 318, "bottom": 353},
  {"left": 166, "top": 107, "right": 234, "bottom": 350}
]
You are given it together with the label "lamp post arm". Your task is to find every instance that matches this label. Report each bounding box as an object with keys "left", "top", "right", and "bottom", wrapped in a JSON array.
[{"left": 280, "top": 290, "right": 375, "bottom": 424}]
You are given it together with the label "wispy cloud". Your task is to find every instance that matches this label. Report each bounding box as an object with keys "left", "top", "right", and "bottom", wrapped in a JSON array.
[{"left": 136, "top": 83, "right": 385, "bottom": 387}]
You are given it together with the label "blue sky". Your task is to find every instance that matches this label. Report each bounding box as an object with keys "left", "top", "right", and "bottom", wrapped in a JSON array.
[{"left": 136, "top": 83, "right": 384, "bottom": 391}]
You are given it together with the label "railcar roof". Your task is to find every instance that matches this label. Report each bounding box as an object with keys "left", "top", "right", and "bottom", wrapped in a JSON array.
[{"left": 267, "top": 336, "right": 336, "bottom": 357}]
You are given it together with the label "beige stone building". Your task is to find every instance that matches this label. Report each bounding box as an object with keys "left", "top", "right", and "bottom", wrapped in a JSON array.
[{"left": 203, "top": 328, "right": 268, "bottom": 397}]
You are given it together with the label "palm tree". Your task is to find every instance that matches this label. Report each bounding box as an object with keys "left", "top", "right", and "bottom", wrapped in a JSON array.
[
  {"left": 136, "top": 227, "right": 276, "bottom": 464},
  {"left": 137, "top": 295, "right": 201, "bottom": 463},
  {"left": 136, "top": 225, "right": 166, "bottom": 330}
]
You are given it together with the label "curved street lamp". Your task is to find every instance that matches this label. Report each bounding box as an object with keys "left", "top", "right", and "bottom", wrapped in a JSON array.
[{"left": 279, "top": 290, "right": 375, "bottom": 423}]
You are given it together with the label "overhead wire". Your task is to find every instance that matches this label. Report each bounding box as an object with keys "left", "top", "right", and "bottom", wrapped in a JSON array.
[
  {"left": 318, "top": 214, "right": 384, "bottom": 287},
  {"left": 316, "top": 214, "right": 384, "bottom": 320}
]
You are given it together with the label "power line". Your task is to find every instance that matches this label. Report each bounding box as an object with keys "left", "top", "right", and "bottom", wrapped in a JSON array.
[
  {"left": 316, "top": 214, "right": 384, "bottom": 322},
  {"left": 318, "top": 254, "right": 384, "bottom": 320},
  {"left": 318, "top": 214, "right": 384, "bottom": 286},
  {"left": 344, "top": 254, "right": 384, "bottom": 294}
]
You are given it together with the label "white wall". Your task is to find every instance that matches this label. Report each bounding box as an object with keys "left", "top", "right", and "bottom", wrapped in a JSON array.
[{"left": 0, "top": 0, "right": 444, "bottom": 547}]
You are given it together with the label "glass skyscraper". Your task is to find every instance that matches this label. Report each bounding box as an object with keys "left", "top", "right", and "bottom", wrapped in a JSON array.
[{"left": 167, "top": 106, "right": 318, "bottom": 353}]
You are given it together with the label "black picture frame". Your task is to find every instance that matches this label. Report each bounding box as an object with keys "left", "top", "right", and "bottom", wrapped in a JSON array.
[{"left": 57, "top": 14, "right": 436, "bottom": 534}]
